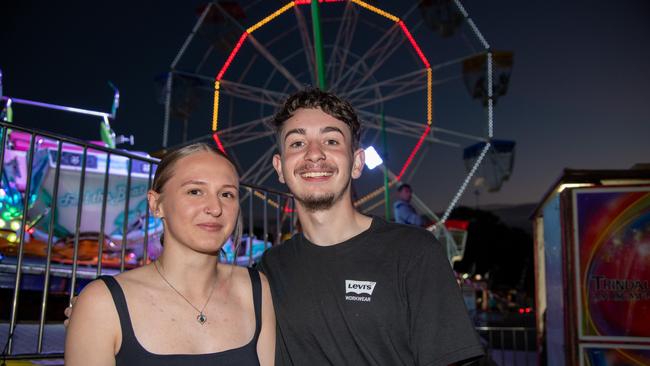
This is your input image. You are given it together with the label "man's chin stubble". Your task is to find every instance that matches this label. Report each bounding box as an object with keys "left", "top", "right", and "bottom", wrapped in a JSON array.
[{"left": 298, "top": 194, "right": 336, "bottom": 212}]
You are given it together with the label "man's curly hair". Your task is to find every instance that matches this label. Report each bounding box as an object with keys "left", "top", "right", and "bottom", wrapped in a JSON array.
[{"left": 272, "top": 88, "right": 361, "bottom": 151}]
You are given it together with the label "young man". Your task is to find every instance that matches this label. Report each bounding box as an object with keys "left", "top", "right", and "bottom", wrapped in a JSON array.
[
  {"left": 260, "top": 88, "right": 483, "bottom": 365},
  {"left": 393, "top": 182, "right": 424, "bottom": 226}
]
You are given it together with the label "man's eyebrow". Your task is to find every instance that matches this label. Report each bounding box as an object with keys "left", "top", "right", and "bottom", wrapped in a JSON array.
[
  {"left": 321, "top": 126, "right": 344, "bottom": 136},
  {"left": 283, "top": 128, "right": 306, "bottom": 142}
]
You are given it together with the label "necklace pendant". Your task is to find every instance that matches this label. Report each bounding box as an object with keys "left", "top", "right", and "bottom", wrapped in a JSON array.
[{"left": 197, "top": 313, "right": 207, "bottom": 325}]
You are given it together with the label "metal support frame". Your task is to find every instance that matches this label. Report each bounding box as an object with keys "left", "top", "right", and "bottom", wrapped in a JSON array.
[{"left": 162, "top": 0, "right": 498, "bottom": 227}]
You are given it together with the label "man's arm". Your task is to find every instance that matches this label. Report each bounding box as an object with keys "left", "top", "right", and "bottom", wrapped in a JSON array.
[{"left": 406, "top": 234, "right": 484, "bottom": 366}]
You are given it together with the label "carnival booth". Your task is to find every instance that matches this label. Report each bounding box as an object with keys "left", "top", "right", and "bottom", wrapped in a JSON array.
[{"left": 532, "top": 167, "right": 650, "bottom": 365}]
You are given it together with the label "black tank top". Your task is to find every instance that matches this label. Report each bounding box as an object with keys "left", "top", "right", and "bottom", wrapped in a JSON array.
[{"left": 100, "top": 268, "right": 262, "bottom": 366}]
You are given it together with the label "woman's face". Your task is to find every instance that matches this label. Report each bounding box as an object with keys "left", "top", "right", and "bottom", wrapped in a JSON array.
[{"left": 149, "top": 151, "right": 239, "bottom": 255}]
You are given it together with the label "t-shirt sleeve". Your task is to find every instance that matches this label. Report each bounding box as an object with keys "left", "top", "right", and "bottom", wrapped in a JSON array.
[{"left": 405, "top": 234, "right": 484, "bottom": 366}]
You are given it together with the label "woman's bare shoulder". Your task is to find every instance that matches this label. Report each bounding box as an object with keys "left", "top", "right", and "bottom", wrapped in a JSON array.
[
  {"left": 65, "top": 278, "right": 120, "bottom": 365},
  {"left": 76, "top": 278, "right": 115, "bottom": 308}
]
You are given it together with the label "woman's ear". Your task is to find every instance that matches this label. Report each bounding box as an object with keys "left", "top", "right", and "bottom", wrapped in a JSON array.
[{"left": 148, "top": 190, "right": 163, "bottom": 218}]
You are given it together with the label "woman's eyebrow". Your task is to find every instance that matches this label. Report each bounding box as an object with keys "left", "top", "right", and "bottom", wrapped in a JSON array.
[
  {"left": 181, "top": 180, "right": 239, "bottom": 190},
  {"left": 180, "top": 180, "right": 207, "bottom": 187}
]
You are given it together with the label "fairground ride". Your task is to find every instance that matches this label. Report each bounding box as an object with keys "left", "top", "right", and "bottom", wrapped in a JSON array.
[{"left": 159, "top": 0, "right": 513, "bottom": 261}]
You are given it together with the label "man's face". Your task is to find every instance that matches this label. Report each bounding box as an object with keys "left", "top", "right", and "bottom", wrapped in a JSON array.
[
  {"left": 398, "top": 186, "right": 412, "bottom": 202},
  {"left": 272, "top": 108, "right": 364, "bottom": 212}
]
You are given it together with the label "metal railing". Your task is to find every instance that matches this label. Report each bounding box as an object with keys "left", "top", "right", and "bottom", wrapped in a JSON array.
[
  {"left": 0, "top": 120, "right": 294, "bottom": 359},
  {"left": 475, "top": 326, "right": 537, "bottom": 366}
]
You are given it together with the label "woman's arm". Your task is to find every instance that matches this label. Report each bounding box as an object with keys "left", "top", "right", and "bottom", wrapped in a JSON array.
[
  {"left": 64, "top": 279, "right": 120, "bottom": 366},
  {"left": 257, "top": 272, "right": 276, "bottom": 366}
]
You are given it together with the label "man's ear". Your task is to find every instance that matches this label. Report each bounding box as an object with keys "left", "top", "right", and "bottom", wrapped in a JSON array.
[
  {"left": 148, "top": 190, "right": 163, "bottom": 217},
  {"left": 351, "top": 148, "right": 365, "bottom": 179},
  {"left": 272, "top": 154, "right": 285, "bottom": 184}
]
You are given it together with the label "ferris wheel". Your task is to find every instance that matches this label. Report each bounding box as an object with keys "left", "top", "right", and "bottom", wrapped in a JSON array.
[{"left": 161, "top": 0, "right": 511, "bottom": 253}]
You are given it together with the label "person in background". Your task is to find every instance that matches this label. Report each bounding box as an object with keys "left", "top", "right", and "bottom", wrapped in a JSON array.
[{"left": 393, "top": 182, "right": 424, "bottom": 226}]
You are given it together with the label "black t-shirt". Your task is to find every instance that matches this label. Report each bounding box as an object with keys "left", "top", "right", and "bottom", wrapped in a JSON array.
[{"left": 259, "top": 217, "right": 484, "bottom": 366}]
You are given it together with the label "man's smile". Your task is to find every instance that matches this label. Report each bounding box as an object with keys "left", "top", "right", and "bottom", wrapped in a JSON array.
[{"left": 300, "top": 171, "right": 334, "bottom": 178}]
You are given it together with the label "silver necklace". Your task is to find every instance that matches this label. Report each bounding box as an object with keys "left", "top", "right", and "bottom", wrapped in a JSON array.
[{"left": 153, "top": 260, "right": 218, "bottom": 325}]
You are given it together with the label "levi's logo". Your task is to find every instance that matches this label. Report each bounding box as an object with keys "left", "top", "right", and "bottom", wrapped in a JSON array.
[{"left": 345, "top": 280, "right": 376, "bottom": 296}]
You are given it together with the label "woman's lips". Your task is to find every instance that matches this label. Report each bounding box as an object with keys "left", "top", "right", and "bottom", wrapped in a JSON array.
[{"left": 196, "top": 223, "right": 223, "bottom": 232}]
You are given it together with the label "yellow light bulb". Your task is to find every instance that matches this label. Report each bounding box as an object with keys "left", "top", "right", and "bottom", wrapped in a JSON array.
[{"left": 10, "top": 220, "right": 21, "bottom": 231}]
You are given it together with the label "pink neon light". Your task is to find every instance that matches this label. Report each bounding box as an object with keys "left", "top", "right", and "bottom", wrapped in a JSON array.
[
  {"left": 212, "top": 132, "right": 226, "bottom": 154},
  {"left": 216, "top": 32, "right": 249, "bottom": 81},
  {"left": 283, "top": 201, "right": 295, "bottom": 213},
  {"left": 398, "top": 21, "right": 430, "bottom": 69},
  {"left": 396, "top": 125, "right": 430, "bottom": 181}
]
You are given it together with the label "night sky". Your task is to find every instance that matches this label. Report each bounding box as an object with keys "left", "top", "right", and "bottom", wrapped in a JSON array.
[{"left": 2, "top": 0, "right": 649, "bottom": 214}]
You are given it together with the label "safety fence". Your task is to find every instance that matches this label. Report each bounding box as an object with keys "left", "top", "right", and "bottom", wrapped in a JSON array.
[
  {"left": 476, "top": 326, "right": 537, "bottom": 366},
  {"left": 0, "top": 120, "right": 294, "bottom": 359}
]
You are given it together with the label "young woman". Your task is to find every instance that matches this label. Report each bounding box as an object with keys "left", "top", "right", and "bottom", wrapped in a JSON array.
[{"left": 65, "top": 143, "right": 275, "bottom": 365}]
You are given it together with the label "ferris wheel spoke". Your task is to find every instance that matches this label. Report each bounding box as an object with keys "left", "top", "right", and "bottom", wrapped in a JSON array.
[
  {"left": 252, "top": 163, "right": 276, "bottom": 186},
  {"left": 334, "top": 1, "right": 421, "bottom": 92},
  {"left": 223, "top": 118, "right": 270, "bottom": 135},
  {"left": 247, "top": 35, "right": 303, "bottom": 89},
  {"left": 220, "top": 80, "right": 286, "bottom": 107},
  {"left": 430, "top": 52, "right": 480, "bottom": 71},
  {"left": 253, "top": 165, "right": 280, "bottom": 187},
  {"left": 241, "top": 145, "right": 277, "bottom": 182},
  {"left": 350, "top": 73, "right": 460, "bottom": 107},
  {"left": 195, "top": 44, "right": 216, "bottom": 74},
  {"left": 211, "top": 1, "right": 302, "bottom": 89},
  {"left": 330, "top": 23, "right": 400, "bottom": 91},
  {"left": 360, "top": 198, "right": 385, "bottom": 215},
  {"left": 405, "top": 143, "right": 431, "bottom": 182},
  {"left": 182, "top": 114, "right": 275, "bottom": 147},
  {"left": 293, "top": 6, "right": 316, "bottom": 86},
  {"left": 362, "top": 118, "right": 426, "bottom": 138},
  {"left": 328, "top": 2, "right": 359, "bottom": 86},
  {"left": 353, "top": 72, "right": 462, "bottom": 109},
  {"left": 237, "top": 55, "right": 259, "bottom": 83},
  {"left": 227, "top": 131, "right": 275, "bottom": 148},
  {"left": 221, "top": 122, "right": 270, "bottom": 141},
  {"left": 359, "top": 110, "right": 487, "bottom": 143},
  {"left": 355, "top": 83, "right": 425, "bottom": 109},
  {"left": 342, "top": 69, "right": 424, "bottom": 100},
  {"left": 361, "top": 127, "right": 382, "bottom": 151},
  {"left": 336, "top": 28, "right": 399, "bottom": 94},
  {"left": 360, "top": 118, "right": 454, "bottom": 146},
  {"left": 339, "top": 25, "right": 406, "bottom": 94}
]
